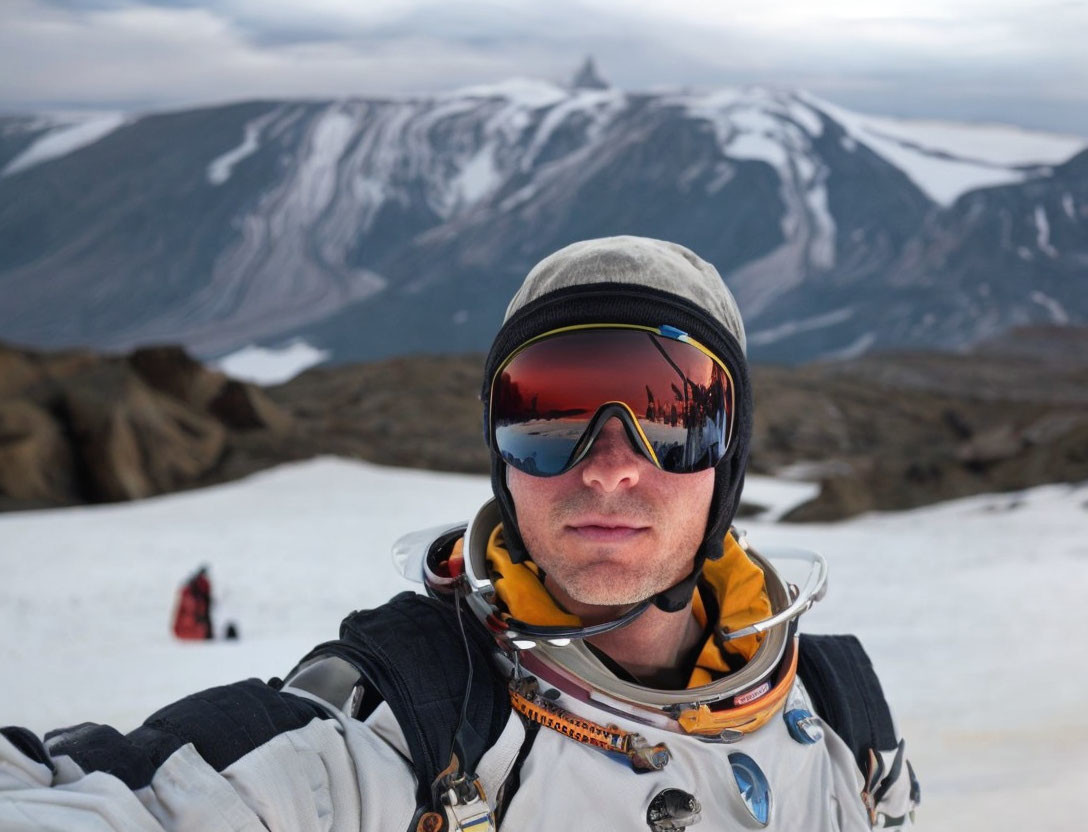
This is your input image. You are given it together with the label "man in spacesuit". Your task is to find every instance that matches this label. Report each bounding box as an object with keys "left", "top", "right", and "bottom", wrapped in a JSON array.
[{"left": 0, "top": 236, "right": 917, "bottom": 831}]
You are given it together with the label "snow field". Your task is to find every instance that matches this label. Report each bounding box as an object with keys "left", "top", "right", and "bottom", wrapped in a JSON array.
[{"left": 1, "top": 458, "right": 1085, "bottom": 830}]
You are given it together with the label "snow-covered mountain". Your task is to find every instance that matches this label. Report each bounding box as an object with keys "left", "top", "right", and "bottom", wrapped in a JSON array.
[{"left": 0, "top": 80, "right": 1084, "bottom": 363}]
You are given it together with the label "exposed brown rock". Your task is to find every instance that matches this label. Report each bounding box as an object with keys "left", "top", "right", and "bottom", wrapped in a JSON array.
[
  {"left": 129, "top": 346, "right": 226, "bottom": 411},
  {"left": 37, "top": 350, "right": 102, "bottom": 385},
  {"left": 130, "top": 345, "right": 292, "bottom": 433},
  {"left": 62, "top": 367, "right": 226, "bottom": 502},
  {"left": 0, "top": 347, "right": 44, "bottom": 398},
  {"left": 264, "top": 355, "right": 487, "bottom": 473},
  {"left": 957, "top": 425, "right": 1024, "bottom": 466},
  {"left": 781, "top": 473, "right": 873, "bottom": 523},
  {"left": 0, "top": 399, "right": 78, "bottom": 503},
  {"left": 208, "top": 380, "right": 292, "bottom": 433},
  {"left": 1, "top": 327, "right": 1086, "bottom": 519}
]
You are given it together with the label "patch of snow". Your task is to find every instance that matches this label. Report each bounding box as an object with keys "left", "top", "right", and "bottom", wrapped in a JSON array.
[
  {"left": 739, "top": 474, "right": 820, "bottom": 521},
  {"left": 451, "top": 78, "right": 569, "bottom": 109},
  {"left": 679, "top": 92, "right": 746, "bottom": 150},
  {"left": 1034, "top": 205, "right": 1058, "bottom": 258},
  {"left": 1062, "top": 193, "right": 1076, "bottom": 220},
  {"left": 207, "top": 108, "right": 281, "bottom": 186},
  {"left": 522, "top": 89, "right": 625, "bottom": 169},
  {"left": 1017, "top": 246, "right": 1034, "bottom": 261},
  {"left": 805, "top": 93, "right": 1085, "bottom": 166},
  {"left": 295, "top": 105, "right": 359, "bottom": 221},
  {"left": 747, "top": 308, "right": 854, "bottom": 346},
  {"left": 213, "top": 339, "right": 331, "bottom": 384},
  {"left": 351, "top": 175, "right": 387, "bottom": 209},
  {"left": 725, "top": 105, "right": 784, "bottom": 138},
  {"left": 839, "top": 135, "right": 856, "bottom": 152},
  {"left": 682, "top": 94, "right": 836, "bottom": 270},
  {"left": 723, "top": 131, "right": 789, "bottom": 170},
  {"left": 800, "top": 92, "right": 1087, "bottom": 205},
  {"left": 2, "top": 112, "right": 126, "bottom": 177},
  {"left": 805, "top": 180, "right": 836, "bottom": 269},
  {"left": 499, "top": 182, "right": 538, "bottom": 211},
  {"left": 786, "top": 98, "right": 824, "bottom": 137},
  {"left": 1029, "top": 291, "right": 1069, "bottom": 324},
  {"left": 704, "top": 161, "right": 735, "bottom": 194},
  {"left": 794, "top": 152, "right": 815, "bottom": 184},
  {"left": 451, "top": 142, "right": 500, "bottom": 205},
  {"left": 682, "top": 87, "right": 746, "bottom": 113}
]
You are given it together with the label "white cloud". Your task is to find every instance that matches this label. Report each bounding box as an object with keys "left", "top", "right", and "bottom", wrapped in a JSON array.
[
  {"left": 1, "top": 0, "right": 1086, "bottom": 135},
  {"left": 0, "top": 1, "right": 559, "bottom": 106}
]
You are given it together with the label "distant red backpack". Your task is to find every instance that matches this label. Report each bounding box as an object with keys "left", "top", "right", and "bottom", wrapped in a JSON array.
[{"left": 172, "top": 569, "right": 213, "bottom": 640}]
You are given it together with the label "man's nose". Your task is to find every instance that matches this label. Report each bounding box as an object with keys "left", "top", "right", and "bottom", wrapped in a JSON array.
[{"left": 579, "top": 419, "right": 643, "bottom": 492}]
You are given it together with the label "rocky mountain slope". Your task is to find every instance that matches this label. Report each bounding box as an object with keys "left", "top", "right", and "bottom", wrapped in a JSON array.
[
  {"left": 3, "top": 327, "right": 1084, "bottom": 520},
  {"left": 0, "top": 80, "right": 1083, "bottom": 365}
]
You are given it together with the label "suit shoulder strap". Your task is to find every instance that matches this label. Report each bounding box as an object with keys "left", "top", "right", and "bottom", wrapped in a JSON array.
[
  {"left": 287, "top": 591, "right": 510, "bottom": 817},
  {"left": 796, "top": 632, "right": 896, "bottom": 769},
  {"left": 797, "top": 633, "right": 920, "bottom": 825}
]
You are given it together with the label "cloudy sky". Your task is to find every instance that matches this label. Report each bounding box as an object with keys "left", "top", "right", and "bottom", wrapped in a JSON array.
[{"left": 4, "top": 0, "right": 1087, "bottom": 135}]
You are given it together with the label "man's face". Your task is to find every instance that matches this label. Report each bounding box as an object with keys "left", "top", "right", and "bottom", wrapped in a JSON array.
[{"left": 507, "top": 419, "right": 714, "bottom": 610}]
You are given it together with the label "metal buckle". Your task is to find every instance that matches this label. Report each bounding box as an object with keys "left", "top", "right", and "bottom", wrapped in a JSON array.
[{"left": 429, "top": 754, "right": 495, "bottom": 832}]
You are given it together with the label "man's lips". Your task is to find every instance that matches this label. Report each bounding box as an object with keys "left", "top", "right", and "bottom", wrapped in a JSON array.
[{"left": 565, "top": 518, "right": 649, "bottom": 543}]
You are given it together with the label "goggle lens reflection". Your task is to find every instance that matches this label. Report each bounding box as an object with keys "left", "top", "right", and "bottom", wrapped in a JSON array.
[{"left": 490, "top": 327, "right": 734, "bottom": 476}]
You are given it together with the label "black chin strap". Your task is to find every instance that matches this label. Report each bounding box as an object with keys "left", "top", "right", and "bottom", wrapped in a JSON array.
[{"left": 650, "top": 534, "right": 724, "bottom": 613}]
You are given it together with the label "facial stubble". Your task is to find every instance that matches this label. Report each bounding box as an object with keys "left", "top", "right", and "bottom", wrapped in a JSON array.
[{"left": 522, "top": 490, "right": 702, "bottom": 607}]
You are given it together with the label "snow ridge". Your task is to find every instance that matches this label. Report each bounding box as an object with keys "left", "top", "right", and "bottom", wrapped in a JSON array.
[
  {"left": 800, "top": 92, "right": 1086, "bottom": 205},
  {"left": 2, "top": 113, "right": 126, "bottom": 177},
  {"left": 1034, "top": 205, "right": 1058, "bottom": 258},
  {"left": 748, "top": 308, "right": 855, "bottom": 346},
  {"left": 678, "top": 88, "right": 838, "bottom": 314},
  {"left": 1029, "top": 291, "right": 1069, "bottom": 324},
  {"left": 207, "top": 108, "right": 284, "bottom": 186}
]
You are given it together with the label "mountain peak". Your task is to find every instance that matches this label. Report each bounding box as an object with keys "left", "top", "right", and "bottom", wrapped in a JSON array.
[{"left": 571, "top": 56, "right": 609, "bottom": 90}]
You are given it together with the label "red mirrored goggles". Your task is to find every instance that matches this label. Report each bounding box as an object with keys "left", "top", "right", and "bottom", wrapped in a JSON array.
[{"left": 488, "top": 325, "right": 736, "bottom": 476}]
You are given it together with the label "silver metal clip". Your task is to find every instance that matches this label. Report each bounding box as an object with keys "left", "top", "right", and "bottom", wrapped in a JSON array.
[{"left": 430, "top": 754, "right": 495, "bottom": 832}]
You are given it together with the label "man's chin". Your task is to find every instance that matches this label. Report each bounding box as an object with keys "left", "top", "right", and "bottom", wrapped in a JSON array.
[{"left": 560, "top": 572, "right": 658, "bottom": 609}]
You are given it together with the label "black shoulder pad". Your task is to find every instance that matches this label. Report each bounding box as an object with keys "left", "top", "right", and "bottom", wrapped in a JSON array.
[
  {"left": 797, "top": 633, "right": 898, "bottom": 772},
  {"left": 42, "top": 679, "right": 330, "bottom": 790},
  {"left": 2, "top": 725, "right": 56, "bottom": 775},
  {"left": 290, "top": 591, "right": 511, "bottom": 810}
]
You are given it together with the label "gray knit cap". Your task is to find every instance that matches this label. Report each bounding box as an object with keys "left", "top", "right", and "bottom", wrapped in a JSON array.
[{"left": 504, "top": 236, "right": 746, "bottom": 354}]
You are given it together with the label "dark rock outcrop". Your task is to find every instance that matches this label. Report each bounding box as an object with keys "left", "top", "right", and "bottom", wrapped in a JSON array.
[
  {"left": 60, "top": 365, "right": 226, "bottom": 502},
  {"left": 0, "top": 341, "right": 290, "bottom": 508},
  {"left": 1, "top": 327, "right": 1085, "bottom": 519},
  {"left": 0, "top": 399, "right": 77, "bottom": 504}
]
